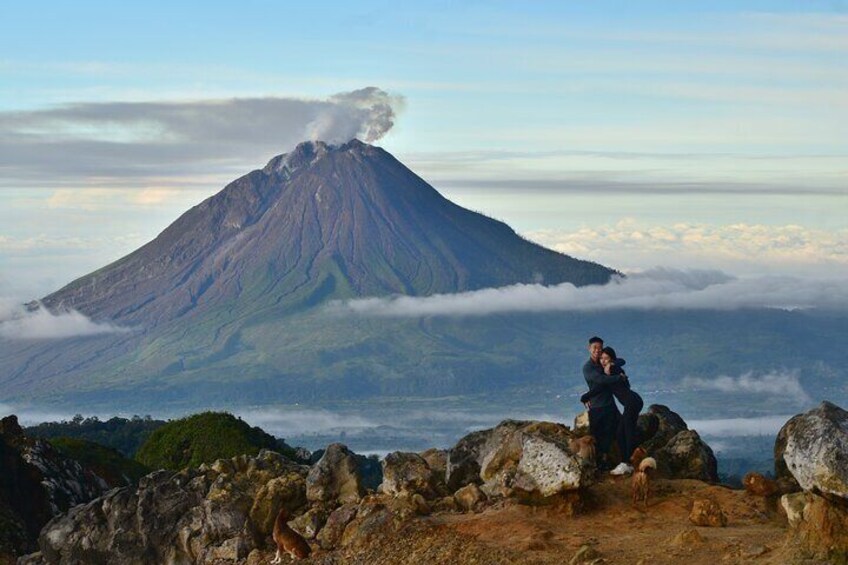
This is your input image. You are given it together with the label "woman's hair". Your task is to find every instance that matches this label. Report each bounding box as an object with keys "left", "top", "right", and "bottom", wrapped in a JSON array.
[{"left": 601, "top": 346, "right": 617, "bottom": 360}]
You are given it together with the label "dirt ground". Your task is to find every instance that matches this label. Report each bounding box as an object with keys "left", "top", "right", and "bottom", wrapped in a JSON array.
[{"left": 260, "top": 475, "right": 832, "bottom": 565}]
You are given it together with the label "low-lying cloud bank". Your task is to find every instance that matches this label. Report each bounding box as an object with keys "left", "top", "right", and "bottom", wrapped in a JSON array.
[
  {"left": 0, "top": 300, "right": 127, "bottom": 340},
  {"left": 330, "top": 268, "right": 847, "bottom": 317},
  {"left": 682, "top": 371, "right": 811, "bottom": 404},
  {"left": 688, "top": 415, "right": 795, "bottom": 438}
]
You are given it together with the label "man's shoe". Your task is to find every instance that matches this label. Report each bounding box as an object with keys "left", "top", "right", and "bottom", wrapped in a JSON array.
[{"left": 609, "top": 462, "right": 634, "bottom": 476}]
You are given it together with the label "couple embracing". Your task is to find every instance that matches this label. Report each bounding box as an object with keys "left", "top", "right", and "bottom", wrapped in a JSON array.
[{"left": 581, "top": 336, "right": 644, "bottom": 475}]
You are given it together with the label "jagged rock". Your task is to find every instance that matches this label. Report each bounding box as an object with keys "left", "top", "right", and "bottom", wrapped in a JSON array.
[
  {"left": 419, "top": 448, "right": 447, "bottom": 488},
  {"left": 640, "top": 405, "right": 688, "bottom": 452},
  {"left": 454, "top": 483, "right": 485, "bottom": 512},
  {"left": 780, "top": 491, "right": 848, "bottom": 561},
  {"left": 0, "top": 415, "right": 111, "bottom": 560},
  {"left": 340, "top": 497, "right": 407, "bottom": 549},
  {"left": 380, "top": 452, "right": 436, "bottom": 498},
  {"left": 36, "top": 450, "right": 308, "bottom": 564},
  {"left": 573, "top": 411, "right": 590, "bottom": 435},
  {"left": 743, "top": 472, "right": 778, "bottom": 497},
  {"left": 316, "top": 503, "right": 358, "bottom": 550},
  {"left": 420, "top": 448, "right": 447, "bottom": 472},
  {"left": 446, "top": 428, "right": 492, "bottom": 491},
  {"left": 781, "top": 492, "right": 806, "bottom": 527},
  {"left": 289, "top": 506, "right": 330, "bottom": 540},
  {"left": 656, "top": 430, "right": 718, "bottom": 482},
  {"left": 249, "top": 470, "right": 308, "bottom": 536},
  {"left": 777, "top": 401, "right": 848, "bottom": 500},
  {"left": 689, "top": 498, "right": 727, "bottom": 527},
  {"left": 306, "top": 443, "right": 365, "bottom": 505}
]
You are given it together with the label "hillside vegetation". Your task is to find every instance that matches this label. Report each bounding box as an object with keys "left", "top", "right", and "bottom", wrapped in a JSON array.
[
  {"left": 134, "top": 412, "right": 298, "bottom": 470},
  {"left": 27, "top": 415, "right": 164, "bottom": 457},
  {"left": 48, "top": 437, "right": 150, "bottom": 486}
]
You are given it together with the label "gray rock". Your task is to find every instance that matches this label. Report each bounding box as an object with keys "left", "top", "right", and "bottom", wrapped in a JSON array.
[
  {"left": 289, "top": 506, "right": 330, "bottom": 540},
  {"left": 316, "top": 503, "right": 358, "bottom": 550},
  {"left": 306, "top": 443, "right": 365, "bottom": 505},
  {"left": 640, "top": 405, "right": 688, "bottom": 452},
  {"left": 656, "top": 430, "right": 718, "bottom": 482},
  {"left": 451, "top": 420, "right": 591, "bottom": 499},
  {"left": 446, "top": 428, "right": 492, "bottom": 491},
  {"left": 778, "top": 401, "right": 848, "bottom": 500},
  {"left": 380, "top": 452, "right": 436, "bottom": 498}
]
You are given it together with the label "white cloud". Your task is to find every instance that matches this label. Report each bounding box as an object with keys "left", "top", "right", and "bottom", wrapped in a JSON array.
[
  {"left": 682, "top": 371, "right": 811, "bottom": 404},
  {"left": 688, "top": 414, "right": 797, "bottom": 438},
  {"left": 0, "top": 299, "right": 128, "bottom": 340},
  {"left": 526, "top": 221, "right": 848, "bottom": 275},
  {"left": 329, "top": 268, "right": 848, "bottom": 317}
]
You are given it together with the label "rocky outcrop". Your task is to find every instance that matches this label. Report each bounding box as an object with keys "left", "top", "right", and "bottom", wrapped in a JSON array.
[
  {"left": 781, "top": 491, "right": 848, "bottom": 562},
  {"left": 775, "top": 402, "right": 848, "bottom": 560},
  {"left": 448, "top": 420, "right": 592, "bottom": 500},
  {"left": 306, "top": 443, "right": 365, "bottom": 505},
  {"left": 0, "top": 415, "right": 111, "bottom": 561},
  {"left": 32, "top": 450, "right": 308, "bottom": 564},
  {"left": 777, "top": 401, "right": 848, "bottom": 499}
]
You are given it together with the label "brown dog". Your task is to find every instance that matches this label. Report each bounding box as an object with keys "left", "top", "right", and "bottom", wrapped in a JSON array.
[
  {"left": 630, "top": 446, "right": 648, "bottom": 469},
  {"left": 568, "top": 435, "right": 597, "bottom": 463},
  {"left": 271, "top": 508, "right": 311, "bottom": 562},
  {"left": 631, "top": 456, "right": 656, "bottom": 511}
]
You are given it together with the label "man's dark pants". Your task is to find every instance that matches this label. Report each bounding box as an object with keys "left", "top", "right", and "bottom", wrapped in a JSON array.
[{"left": 589, "top": 404, "right": 620, "bottom": 467}]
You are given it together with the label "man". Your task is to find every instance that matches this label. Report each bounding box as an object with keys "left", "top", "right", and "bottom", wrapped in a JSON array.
[{"left": 582, "top": 336, "right": 625, "bottom": 471}]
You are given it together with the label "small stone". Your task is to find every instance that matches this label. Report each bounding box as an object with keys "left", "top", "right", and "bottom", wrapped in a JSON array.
[
  {"left": 743, "top": 544, "right": 769, "bottom": 558},
  {"left": 689, "top": 498, "right": 727, "bottom": 527},
  {"left": 454, "top": 483, "right": 485, "bottom": 512},
  {"left": 670, "top": 528, "right": 705, "bottom": 546},
  {"left": 570, "top": 544, "right": 601, "bottom": 564}
]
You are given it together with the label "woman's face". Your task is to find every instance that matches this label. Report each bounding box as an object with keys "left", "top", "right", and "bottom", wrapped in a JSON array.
[{"left": 600, "top": 352, "right": 613, "bottom": 367}]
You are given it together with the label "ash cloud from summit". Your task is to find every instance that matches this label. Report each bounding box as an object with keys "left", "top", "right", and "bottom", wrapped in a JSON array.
[{"left": 0, "top": 87, "right": 403, "bottom": 185}]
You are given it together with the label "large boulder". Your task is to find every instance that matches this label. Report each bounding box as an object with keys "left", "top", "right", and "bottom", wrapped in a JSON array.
[
  {"left": 448, "top": 420, "right": 591, "bottom": 500},
  {"left": 774, "top": 402, "right": 848, "bottom": 559},
  {"left": 639, "top": 405, "right": 688, "bottom": 452},
  {"left": 380, "top": 452, "right": 437, "bottom": 498},
  {"left": 34, "top": 450, "right": 308, "bottom": 564},
  {"left": 306, "top": 443, "right": 365, "bottom": 505},
  {"left": 777, "top": 401, "right": 848, "bottom": 500},
  {"left": 656, "top": 430, "right": 718, "bottom": 482}
]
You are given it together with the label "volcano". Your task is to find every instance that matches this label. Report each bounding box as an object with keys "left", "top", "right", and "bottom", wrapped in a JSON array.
[{"left": 40, "top": 139, "right": 613, "bottom": 326}]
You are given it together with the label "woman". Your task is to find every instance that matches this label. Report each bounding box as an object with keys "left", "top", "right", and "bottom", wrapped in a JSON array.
[{"left": 581, "top": 346, "right": 644, "bottom": 475}]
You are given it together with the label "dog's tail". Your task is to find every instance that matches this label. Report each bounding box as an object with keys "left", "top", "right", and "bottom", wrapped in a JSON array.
[{"left": 638, "top": 457, "right": 657, "bottom": 472}]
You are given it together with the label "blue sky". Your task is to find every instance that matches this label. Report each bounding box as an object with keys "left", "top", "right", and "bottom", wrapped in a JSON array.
[{"left": 1, "top": 1, "right": 846, "bottom": 296}]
